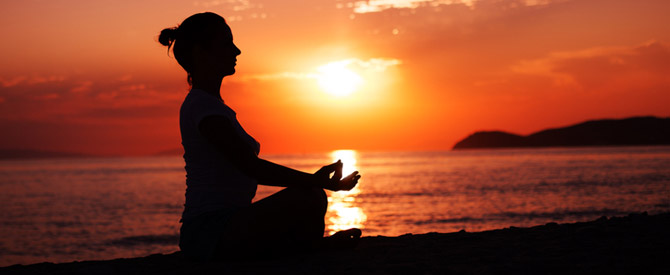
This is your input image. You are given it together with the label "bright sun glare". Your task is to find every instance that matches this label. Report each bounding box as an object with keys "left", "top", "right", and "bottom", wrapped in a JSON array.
[{"left": 316, "top": 61, "right": 363, "bottom": 97}]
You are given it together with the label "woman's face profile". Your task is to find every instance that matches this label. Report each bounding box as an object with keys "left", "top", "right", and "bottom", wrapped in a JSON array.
[{"left": 210, "top": 22, "right": 242, "bottom": 77}]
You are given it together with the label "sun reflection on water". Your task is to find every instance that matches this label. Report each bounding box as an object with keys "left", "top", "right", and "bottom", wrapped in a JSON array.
[{"left": 326, "top": 149, "right": 367, "bottom": 235}]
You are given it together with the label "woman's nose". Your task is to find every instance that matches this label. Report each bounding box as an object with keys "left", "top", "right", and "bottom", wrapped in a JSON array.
[{"left": 234, "top": 44, "right": 241, "bottom": 56}]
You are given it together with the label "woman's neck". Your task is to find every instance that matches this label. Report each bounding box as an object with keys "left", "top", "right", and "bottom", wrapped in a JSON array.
[{"left": 191, "top": 75, "right": 224, "bottom": 101}]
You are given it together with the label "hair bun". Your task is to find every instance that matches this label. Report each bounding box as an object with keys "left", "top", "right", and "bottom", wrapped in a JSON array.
[{"left": 158, "top": 27, "right": 178, "bottom": 46}]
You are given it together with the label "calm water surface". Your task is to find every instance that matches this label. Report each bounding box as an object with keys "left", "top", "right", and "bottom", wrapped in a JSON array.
[{"left": 1, "top": 146, "right": 669, "bottom": 266}]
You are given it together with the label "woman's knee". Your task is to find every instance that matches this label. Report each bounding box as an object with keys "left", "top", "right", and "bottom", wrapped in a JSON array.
[
  {"left": 287, "top": 186, "right": 327, "bottom": 215},
  {"left": 306, "top": 187, "right": 328, "bottom": 218},
  {"left": 313, "top": 187, "right": 328, "bottom": 214}
]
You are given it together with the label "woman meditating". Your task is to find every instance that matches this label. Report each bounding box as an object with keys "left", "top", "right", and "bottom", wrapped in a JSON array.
[{"left": 158, "top": 12, "right": 361, "bottom": 261}]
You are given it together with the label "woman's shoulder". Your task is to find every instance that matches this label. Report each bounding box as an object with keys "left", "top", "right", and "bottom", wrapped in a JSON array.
[
  {"left": 182, "top": 89, "right": 234, "bottom": 117},
  {"left": 185, "top": 89, "right": 221, "bottom": 106}
]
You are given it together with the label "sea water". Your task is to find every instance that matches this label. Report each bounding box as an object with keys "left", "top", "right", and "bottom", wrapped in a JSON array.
[{"left": 1, "top": 146, "right": 669, "bottom": 266}]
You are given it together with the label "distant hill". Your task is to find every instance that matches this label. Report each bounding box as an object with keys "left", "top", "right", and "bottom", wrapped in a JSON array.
[
  {"left": 0, "top": 149, "right": 89, "bottom": 160},
  {"left": 452, "top": 116, "right": 670, "bottom": 149}
]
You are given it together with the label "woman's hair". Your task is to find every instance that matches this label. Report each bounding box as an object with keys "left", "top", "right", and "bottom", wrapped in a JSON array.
[{"left": 158, "top": 12, "right": 227, "bottom": 85}]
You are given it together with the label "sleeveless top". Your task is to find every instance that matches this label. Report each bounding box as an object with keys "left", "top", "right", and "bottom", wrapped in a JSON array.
[{"left": 179, "top": 89, "right": 260, "bottom": 222}]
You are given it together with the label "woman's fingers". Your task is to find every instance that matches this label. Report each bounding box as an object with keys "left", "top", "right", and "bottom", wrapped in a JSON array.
[
  {"left": 319, "top": 162, "right": 361, "bottom": 191},
  {"left": 332, "top": 160, "right": 343, "bottom": 181},
  {"left": 348, "top": 171, "right": 360, "bottom": 179},
  {"left": 319, "top": 160, "right": 339, "bottom": 173},
  {"left": 338, "top": 171, "right": 360, "bottom": 191},
  {"left": 316, "top": 160, "right": 342, "bottom": 179}
]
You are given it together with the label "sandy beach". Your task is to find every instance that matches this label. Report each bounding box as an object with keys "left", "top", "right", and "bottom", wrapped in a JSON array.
[{"left": 3, "top": 212, "right": 669, "bottom": 274}]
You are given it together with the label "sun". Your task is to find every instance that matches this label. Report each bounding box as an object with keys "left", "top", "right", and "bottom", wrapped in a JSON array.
[{"left": 316, "top": 61, "right": 363, "bottom": 97}]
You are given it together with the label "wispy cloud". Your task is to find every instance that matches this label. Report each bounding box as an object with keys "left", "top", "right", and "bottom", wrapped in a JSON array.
[
  {"left": 0, "top": 72, "right": 183, "bottom": 124},
  {"left": 349, "top": 0, "right": 472, "bottom": 13},
  {"left": 69, "top": 81, "right": 93, "bottom": 94},
  {"left": 0, "top": 75, "right": 66, "bottom": 88},
  {"left": 510, "top": 40, "right": 670, "bottom": 88},
  {"left": 342, "top": 0, "right": 568, "bottom": 13},
  {"left": 350, "top": 58, "right": 403, "bottom": 72},
  {"left": 193, "top": 0, "right": 261, "bottom": 10},
  {"left": 241, "top": 57, "right": 402, "bottom": 81},
  {"left": 0, "top": 76, "right": 27, "bottom": 88},
  {"left": 193, "top": 0, "right": 267, "bottom": 21}
]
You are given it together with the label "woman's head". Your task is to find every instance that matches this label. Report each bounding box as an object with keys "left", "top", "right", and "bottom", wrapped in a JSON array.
[{"left": 159, "top": 12, "right": 241, "bottom": 85}]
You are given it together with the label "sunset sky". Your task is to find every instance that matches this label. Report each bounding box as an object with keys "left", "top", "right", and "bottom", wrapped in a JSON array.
[{"left": 1, "top": 0, "right": 669, "bottom": 156}]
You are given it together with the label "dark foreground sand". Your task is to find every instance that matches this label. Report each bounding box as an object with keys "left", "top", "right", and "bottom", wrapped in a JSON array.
[{"left": 4, "top": 212, "right": 669, "bottom": 274}]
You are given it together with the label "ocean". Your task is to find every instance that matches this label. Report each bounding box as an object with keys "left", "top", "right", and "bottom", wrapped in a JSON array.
[{"left": 1, "top": 146, "right": 669, "bottom": 266}]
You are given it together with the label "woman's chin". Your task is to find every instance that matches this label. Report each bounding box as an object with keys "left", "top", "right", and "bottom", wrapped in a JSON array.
[{"left": 223, "top": 69, "right": 236, "bottom": 76}]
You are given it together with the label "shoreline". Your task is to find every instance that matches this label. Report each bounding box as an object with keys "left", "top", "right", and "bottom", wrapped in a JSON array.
[{"left": 4, "top": 212, "right": 669, "bottom": 274}]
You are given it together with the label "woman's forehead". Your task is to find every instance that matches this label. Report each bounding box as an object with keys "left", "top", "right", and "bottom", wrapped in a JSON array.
[{"left": 219, "top": 22, "right": 233, "bottom": 39}]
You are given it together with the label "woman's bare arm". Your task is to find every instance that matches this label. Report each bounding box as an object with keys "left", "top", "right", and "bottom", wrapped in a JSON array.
[{"left": 198, "top": 115, "right": 359, "bottom": 190}]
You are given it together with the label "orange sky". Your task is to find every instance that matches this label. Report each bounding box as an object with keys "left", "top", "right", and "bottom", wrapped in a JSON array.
[{"left": 1, "top": 0, "right": 669, "bottom": 156}]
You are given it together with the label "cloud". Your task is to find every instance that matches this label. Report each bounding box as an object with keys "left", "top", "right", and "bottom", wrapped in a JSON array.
[
  {"left": 316, "top": 58, "right": 405, "bottom": 74},
  {"left": 76, "top": 105, "right": 176, "bottom": 120},
  {"left": 348, "top": 0, "right": 474, "bottom": 13},
  {"left": 243, "top": 71, "right": 317, "bottom": 81},
  {"left": 342, "top": 0, "right": 568, "bottom": 13},
  {"left": 31, "top": 93, "right": 60, "bottom": 101},
  {"left": 193, "top": 0, "right": 267, "bottom": 21},
  {"left": 193, "top": 0, "right": 261, "bottom": 10},
  {"left": 241, "top": 57, "right": 402, "bottom": 81},
  {"left": 70, "top": 81, "right": 94, "bottom": 94},
  {"left": 0, "top": 75, "right": 65, "bottom": 88},
  {"left": 0, "top": 76, "right": 27, "bottom": 88},
  {"left": 0, "top": 73, "right": 184, "bottom": 125},
  {"left": 510, "top": 41, "right": 670, "bottom": 89}
]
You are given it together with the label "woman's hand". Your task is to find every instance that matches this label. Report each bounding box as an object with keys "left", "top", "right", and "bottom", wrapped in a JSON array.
[{"left": 314, "top": 160, "right": 361, "bottom": 191}]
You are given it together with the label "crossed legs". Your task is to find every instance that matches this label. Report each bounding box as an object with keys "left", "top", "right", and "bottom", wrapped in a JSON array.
[{"left": 217, "top": 187, "right": 328, "bottom": 257}]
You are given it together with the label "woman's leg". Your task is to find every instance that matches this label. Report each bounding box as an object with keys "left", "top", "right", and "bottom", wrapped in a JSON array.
[{"left": 218, "top": 186, "right": 328, "bottom": 257}]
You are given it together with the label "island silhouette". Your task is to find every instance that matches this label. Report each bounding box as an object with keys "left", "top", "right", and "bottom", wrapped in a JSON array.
[{"left": 453, "top": 116, "right": 670, "bottom": 149}]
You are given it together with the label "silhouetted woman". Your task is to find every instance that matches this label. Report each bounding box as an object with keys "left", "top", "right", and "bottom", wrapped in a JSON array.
[{"left": 158, "top": 12, "right": 361, "bottom": 261}]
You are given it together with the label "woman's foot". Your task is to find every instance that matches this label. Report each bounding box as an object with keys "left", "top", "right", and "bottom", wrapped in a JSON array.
[{"left": 321, "top": 228, "right": 362, "bottom": 250}]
